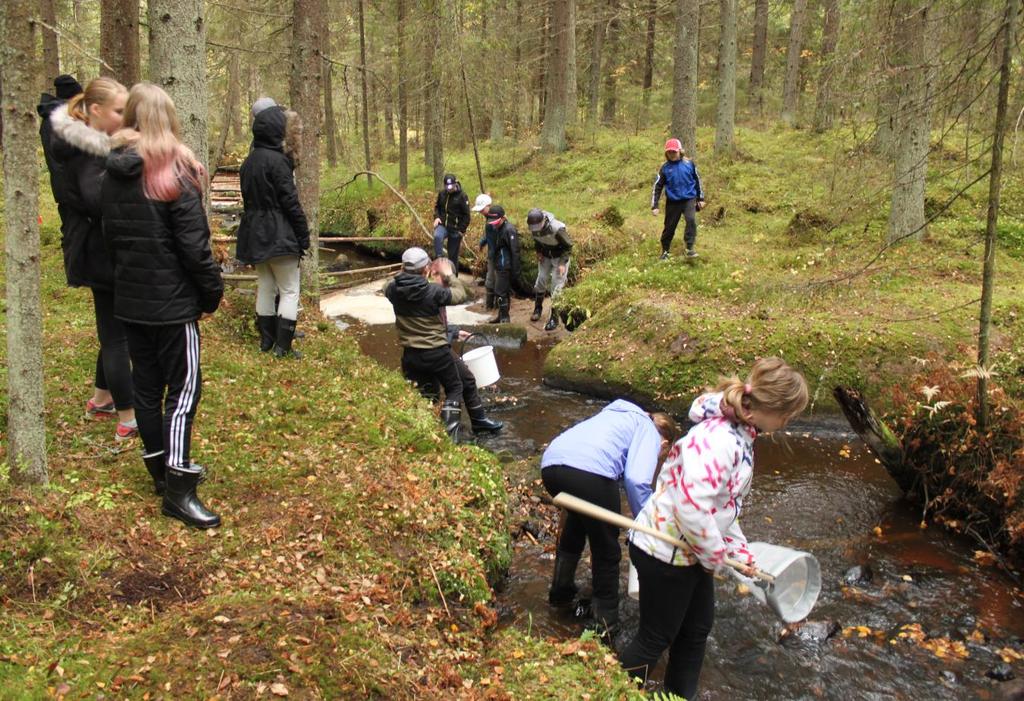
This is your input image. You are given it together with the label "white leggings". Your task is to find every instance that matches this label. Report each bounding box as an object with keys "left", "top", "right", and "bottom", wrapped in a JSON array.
[{"left": 255, "top": 255, "right": 301, "bottom": 321}]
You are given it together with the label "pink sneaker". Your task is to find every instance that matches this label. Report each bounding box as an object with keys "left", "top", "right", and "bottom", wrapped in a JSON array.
[
  {"left": 86, "top": 399, "right": 116, "bottom": 420},
  {"left": 115, "top": 422, "right": 139, "bottom": 442}
]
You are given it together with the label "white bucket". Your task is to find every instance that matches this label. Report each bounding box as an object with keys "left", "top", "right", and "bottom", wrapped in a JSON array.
[
  {"left": 728, "top": 542, "right": 821, "bottom": 623},
  {"left": 627, "top": 564, "right": 640, "bottom": 600},
  {"left": 462, "top": 345, "right": 500, "bottom": 387}
]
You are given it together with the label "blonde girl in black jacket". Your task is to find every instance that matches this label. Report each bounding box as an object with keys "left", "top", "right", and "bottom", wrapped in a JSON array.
[
  {"left": 50, "top": 77, "right": 138, "bottom": 441},
  {"left": 101, "top": 83, "right": 224, "bottom": 529}
]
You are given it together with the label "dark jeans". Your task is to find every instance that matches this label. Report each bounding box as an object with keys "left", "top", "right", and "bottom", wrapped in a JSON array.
[
  {"left": 660, "top": 198, "right": 697, "bottom": 252},
  {"left": 493, "top": 269, "right": 511, "bottom": 300},
  {"left": 401, "top": 346, "right": 463, "bottom": 402},
  {"left": 620, "top": 543, "right": 715, "bottom": 700},
  {"left": 541, "top": 464, "right": 622, "bottom": 604},
  {"left": 91, "top": 288, "right": 134, "bottom": 410},
  {"left": 418, "top": 352, "right": 487, "bottom": 416},
  {"left": 433, "top": 225, "right": 463, "bottom": 263},
  {"left": 125, "top": 321, "right": 204, "bottom": 469}
]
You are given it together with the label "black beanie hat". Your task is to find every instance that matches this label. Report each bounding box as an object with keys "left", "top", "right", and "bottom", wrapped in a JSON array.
[{"left": 54, "top": 75, "right": 83, "bottom": 100}]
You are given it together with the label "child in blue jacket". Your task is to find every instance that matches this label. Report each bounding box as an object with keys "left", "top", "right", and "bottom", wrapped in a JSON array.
[{"left": 651, "top": 138, "right": 705, "bottom": 259}]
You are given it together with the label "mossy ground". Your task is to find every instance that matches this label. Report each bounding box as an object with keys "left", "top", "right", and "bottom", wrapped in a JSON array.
[
  {"left": 0, "top": 191, "right": 639, "bottom": 698},
  {"left": 320, "top": 123, "right": 1024, "bottom": 414}
]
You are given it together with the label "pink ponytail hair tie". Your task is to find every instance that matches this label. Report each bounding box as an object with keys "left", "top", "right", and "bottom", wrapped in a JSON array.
[{"left": 743, "top": 383, "right": 752, "bottom": 395}]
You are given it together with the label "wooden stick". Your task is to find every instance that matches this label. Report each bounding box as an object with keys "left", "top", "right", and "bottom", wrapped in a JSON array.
[
  {"left": 552, "top": 492, "right": 775, "bottom": 582},
  {"left": 221, "top": 273, "right": 257, "bottom": 281},
  {"left": 211, "top": 235, "right": 407, "bottom": 244},
  {"left": 427, "top": 563, "right": 451, "bottom": 618},
  {"left": 323, "top": 262, "right": 402, "bottom": 277}
]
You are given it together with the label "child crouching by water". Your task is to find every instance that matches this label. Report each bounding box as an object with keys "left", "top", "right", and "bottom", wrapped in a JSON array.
[{"left": 619, "top": 357, "right": 808, "bottom": 699}]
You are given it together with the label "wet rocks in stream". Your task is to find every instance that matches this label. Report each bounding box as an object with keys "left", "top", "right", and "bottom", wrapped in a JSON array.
[
  {"left": 327, "top": 253, "right": 351, "bottom": 272},
  {"left": 989, "top": 662, "right": 1017, "bottom": 682},
  {"left": 842, "top": 564, "right": 874, "bottom": 586},
  {"left": 775, "top": 620, "right": 841, "bottom": 648}
]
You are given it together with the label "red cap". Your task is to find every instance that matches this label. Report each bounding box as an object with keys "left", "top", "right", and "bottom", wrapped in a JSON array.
[{"left": 664, "top": 138, "right": 683, "bottom": 153}]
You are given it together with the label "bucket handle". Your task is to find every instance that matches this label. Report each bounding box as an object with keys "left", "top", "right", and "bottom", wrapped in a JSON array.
[{"left": 459, "top": 332, "right": 491, "bottom": 358}]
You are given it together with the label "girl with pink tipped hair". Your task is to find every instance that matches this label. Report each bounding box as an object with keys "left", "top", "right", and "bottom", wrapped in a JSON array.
[{"left": 101, "top": 82, "right": 223, "bottom": 529}]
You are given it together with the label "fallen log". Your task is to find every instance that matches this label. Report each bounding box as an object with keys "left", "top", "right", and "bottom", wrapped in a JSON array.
[{"left": 833, "top": 386, "right": 912, "bottom": 493}]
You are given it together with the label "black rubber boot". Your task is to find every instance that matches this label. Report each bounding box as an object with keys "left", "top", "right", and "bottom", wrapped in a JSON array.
[
  {"left": 255, "top": 315, "right": 277, "bottom": 352},
  {"left": 544, "top": 310, "right": 559, "bottom": 331},
  {"left": 441, "top": 399, "right": 463, "bottom": 443},
  {"left": 467, "top": 400, "right": 504, "bottom": 434},
  {"left": 142, "top": 451, "right": 166, "bottom": 496},
  {"left": 548, "top": 551, "right": 580, "bottom": 606},
  {"left": 489, "top": 296, "right": 510, "bottom": 324},
  {"left": 485, "top": 292, "right": 495, "bottom": 310},
  {"left": 586, "top": 597, "right": 621, "bottom": 643},
  {"left": 530, "top": 294, "right": 544, "bottom": 322},
  {"left": 161, "top": 465, "right": 221, "bottom": 529},
  {"left": 273, "top": 317, "right": 302, "bottom": 359}
]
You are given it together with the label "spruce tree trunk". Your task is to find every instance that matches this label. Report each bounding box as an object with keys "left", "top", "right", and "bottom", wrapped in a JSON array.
[
  {"left": 714, "top": 0, "right": 737, "bottom": 154},
  {"left": 601, "top": 0, "right": 620, "bottom": 125},
  {"left": 587, "top": 4, "right": 607, "bottom": 129},
  {"left": 424, "top": 0, "right": 444, "bottom": 188},
  {"left": 212, "top": 50, "right": 239, "bottom": 170},
  {"left": 289, "top": 0, "right": 324, "bottom": 298},
  {"left": 397, "top": 0, "right": 409, "bottom": 188},
  {"left": 749, "top": 0, "right": 768, "bottom": 116},
  {"left": 103, "top": 0, "right": 141, "bottom": 87},
  {"left": 1, "top": 0, "right": 48, "bottom": 485},
  {"left": 358, "top": 0, "right": 372, "bottom": 185},
  {"left": 323, "top": 60, "right": 338, "bottom": 168},
  {"left": 642, "top": 0, "right": 657, "bottom": 105},
  {"left": 148, "top": 0, "right": 208, "bottom": 173},
  {"left": 541, "top": 0, "right": 571, "bottom": 151},
  {"left": 887, "top": 1, "right": 933, "bottom": 245},
  {"left": 977, "top": 0, "right": 1021, "bottom": 429},
  {"left": 672, "top": 0, "right": 699, "bottom": 155},
  {"left": 566, "top": 0, "right": 578, "bottom": 124},
  {"left": 40, "top": 0, "right": 60, "bottom": 90},
  {"left": 813, "top": 0, "right": 841, "bottom": 132},
  {"left": 781, "top": 0, "right": 809, "bottom": 127}
]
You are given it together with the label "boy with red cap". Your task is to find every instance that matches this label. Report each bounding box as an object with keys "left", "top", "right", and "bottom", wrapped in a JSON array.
[{"left": 651, "top": 138, "right": 705, "bottom": 259}]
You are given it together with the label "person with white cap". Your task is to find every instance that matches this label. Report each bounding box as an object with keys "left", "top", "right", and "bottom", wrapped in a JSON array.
[
  {"left": 432, "top": 173, "right": 471, "bottom": 264},
  {"left": 251, "top": 96, "right": 277, "bottom": 121},
  {"left": 471, "top": 193, "right": 496, "bottom": 309},
  {"left": 526, "top": 208, "right": 572, "bottom": 331},
  {"left": 384, "top": 248, "right": 470, "bottom": 441}
]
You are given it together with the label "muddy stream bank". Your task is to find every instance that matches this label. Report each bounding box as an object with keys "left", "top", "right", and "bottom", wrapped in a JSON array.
[{"left": 319, "top": 245, "right": 1024, "bottom": 700}]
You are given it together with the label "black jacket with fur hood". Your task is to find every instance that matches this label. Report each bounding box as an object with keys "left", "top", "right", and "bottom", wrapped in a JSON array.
[
  {"left": 236, "top": 106, "right": 310, "bottom": 264},
  {"left": 49, "top": 103, "right": 115, "bottom": 290}
]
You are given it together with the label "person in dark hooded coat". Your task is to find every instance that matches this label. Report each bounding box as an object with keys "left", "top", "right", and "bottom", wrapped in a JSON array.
[
  {"left": 38, "top": 74, "right": 83, "bottom": 213},
  {"left": 236, "top": 105, "right": 310, "bottom": 358},
  {"left": 432, "top": 173, "right": 470, "bottom": 264}
]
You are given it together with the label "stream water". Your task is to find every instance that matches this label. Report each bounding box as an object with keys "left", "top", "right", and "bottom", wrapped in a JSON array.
[{"left": 321, "top": 246, "right": 1024, "bottom": 700}]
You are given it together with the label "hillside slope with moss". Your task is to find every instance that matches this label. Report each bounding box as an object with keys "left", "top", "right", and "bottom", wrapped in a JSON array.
[{"left": 0, "top": 191, "right": 638, "bottom": 699}]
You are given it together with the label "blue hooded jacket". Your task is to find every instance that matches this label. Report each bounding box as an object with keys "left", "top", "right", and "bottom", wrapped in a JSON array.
[{"left": 651, "top": 158, "right": 703, "bottom": 207}]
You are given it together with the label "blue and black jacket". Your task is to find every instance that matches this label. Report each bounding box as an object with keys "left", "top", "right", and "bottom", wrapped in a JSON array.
[{"left": 651, "top": 158, "right": 704, "bottom": 208}]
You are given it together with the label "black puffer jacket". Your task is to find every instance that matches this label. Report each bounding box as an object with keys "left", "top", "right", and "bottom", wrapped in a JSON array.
[
  {"left": 236, "top": 106, "right": 310, "bottom": 264},
  {"left": 38, "top": 93, "right": 69, "bottom": 205},
  {"left": 101, "top": 148, "right": 223, "bottom": 325},
  {"left": 49, "top": 103, "right": 115, "bottom": 290},
  {"left": 433, "top": 177, "right": 470, "bottom": 234}
]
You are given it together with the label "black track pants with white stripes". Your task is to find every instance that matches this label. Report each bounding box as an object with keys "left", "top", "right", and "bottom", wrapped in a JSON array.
[{"left": 125, "top": 321, "right": 203, "bottom": 469}]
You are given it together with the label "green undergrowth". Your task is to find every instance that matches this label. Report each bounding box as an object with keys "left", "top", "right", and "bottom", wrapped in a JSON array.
[
  {"left": 0, "top": 190, "right": 640, "bottom": 698},
  {"left": 318, "top": 124, "right": 1024, "bottom": 414}
]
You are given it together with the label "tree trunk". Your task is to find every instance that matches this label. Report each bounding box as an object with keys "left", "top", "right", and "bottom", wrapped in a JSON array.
[
  {"left": 813, "top": 0, "right": 841, "bottom": 132},
  {"left": 424, "top": 0, "right": 444, "bottom": 188},
  {"left": 781, "top": 0, "right": 809, "bottom": 127},
  {"left": 977, "top": 0, "right": 1021, "bottom": 429},
  {"left": 715, "top": 0, "right": 737, "bottom": 154},
  {"left": 642, "top": 0, "right": 657, "bottom": 105},
  {"left": 148, "top": 0, "right": 208, "bottom": 173},
  {"left": 749, "top": 0, "right": 768, "bottom": 116},
  {"left": 587, "top": 4, "right": 607, "bottom": 129},
  {"left": 541, "top": 0, "right": 571, "bottom": 151},
  {"left": 357, "top": 0, "right": 372, "bottom": 185},
  {"left": 887, "top": 1, "right": 933, "bottom": 245},
  {"left": 512, "top": 0, "right": 523, "bottom": 137},
  {"left": 397, "top": 0, "right": 409, "bottom": 188},
  {"left": 290, "top": 0, "right": 324, "bottom": 298},
  {"left": 1, "top": 0, "right": 48, "bottom": 485},
  {"left": 601, "top": 0, "right": 620, "bottom": 125},
  {"left": 672, "top": 0, "right": 699, "bottom": 155},
  {"left": 212, "top": 50, "right": 240, "bottom": 170},
  {"left": 70, "top": 0, "right": 89, "bottom": 82},
  {"left": 40, "top": 0, "right": 60, "bottom": 90},
  {"left": 102, "top": 0, "right": 141, "bottom": 86},
  {"left": 833, "top": 388, "right": 909, "bottom": 492},
  {"left": 323, "top": 29, "right": 338, "bottom": 169},
  {"left": 566, "top": 0, "right": 578, "bottom": 123}
]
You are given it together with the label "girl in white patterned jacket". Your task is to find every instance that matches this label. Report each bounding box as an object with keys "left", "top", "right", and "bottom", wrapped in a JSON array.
[{"left": 619, "top": 358, "right": 808, "bottom": 700}]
